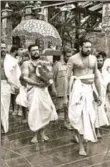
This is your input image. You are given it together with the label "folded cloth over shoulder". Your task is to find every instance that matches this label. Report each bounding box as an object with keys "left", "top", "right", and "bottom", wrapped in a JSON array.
[{"left": 68, "top": 74, "right": 97, "bottom": 142}]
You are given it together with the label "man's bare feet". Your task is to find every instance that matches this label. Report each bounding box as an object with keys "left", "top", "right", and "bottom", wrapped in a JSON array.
[
  {"left": 79, "top": 147, "right": 87, "bottom": 156},
  {"left": 40, "top": 130, "right": 49, "bottom": 141},
  {"left": 31, "top": 136, "right": 38, "bottom": 143}
]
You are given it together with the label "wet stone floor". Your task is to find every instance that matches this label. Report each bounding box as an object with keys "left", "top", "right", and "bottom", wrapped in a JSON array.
[{"left": 1, "top": 113, "right": 110, "bottom": 167}]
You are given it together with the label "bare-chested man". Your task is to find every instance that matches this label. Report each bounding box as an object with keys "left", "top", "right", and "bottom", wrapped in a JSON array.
[
  {"left": 21, "top": 44, "right": 58, "bottom": 143},
  {"left": 1, "top": 41, "right": 11, "bottom": 133},
  {"left": 67, "top": 38, "right": 102, "bottom": 156}
]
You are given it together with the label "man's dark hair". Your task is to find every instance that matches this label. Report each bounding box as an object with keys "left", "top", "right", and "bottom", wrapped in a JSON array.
[
  {"left": 79, "top": 38, "right": 92, "bottom": 47},
  {"left": 28, "top": 44, "right": 38, "bottom": 52},
  {"left": 10, "top": 45, "right": 19, "bottom": 53},
  {"left": 62, "top": 46, "right": 72, "bottom": 56},
  {"left": 96, "top": 51, "right": 107, "bottom": 59}
]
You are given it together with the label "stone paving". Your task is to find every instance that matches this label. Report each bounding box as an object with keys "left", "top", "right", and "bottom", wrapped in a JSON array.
[{"left": 1, "top": 114, "right": 110, "bottom": 167}]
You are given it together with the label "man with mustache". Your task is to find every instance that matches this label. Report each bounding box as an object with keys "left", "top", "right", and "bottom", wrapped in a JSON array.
[
  {"left": 66, "top": 38, "right": 102, "bottom": 156},
  {"left": 21, "top": 44, "right": 58, "bottom": 143}
]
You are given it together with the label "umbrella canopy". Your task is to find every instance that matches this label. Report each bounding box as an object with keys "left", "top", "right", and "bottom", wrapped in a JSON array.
[{"left": 12, "top": 19, "right": 62, "bottom": 46}]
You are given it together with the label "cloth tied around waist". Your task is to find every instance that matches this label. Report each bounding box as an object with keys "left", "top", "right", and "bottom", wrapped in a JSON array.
[{"left": 69, "top": 74, "right": 95, "bottom": 124}]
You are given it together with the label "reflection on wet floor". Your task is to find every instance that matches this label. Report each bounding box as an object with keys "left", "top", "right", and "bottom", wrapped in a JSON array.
[{"left": 1, "top": 113, "right": 110, "bottom": 167}]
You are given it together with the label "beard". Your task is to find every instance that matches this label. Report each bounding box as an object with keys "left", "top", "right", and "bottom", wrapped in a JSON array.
[
  {"left": 81, "top": 50, "right": 91, "bottom": 57},
  {"left": 31, "top": 55, "right": 40, "bottom": 60}
]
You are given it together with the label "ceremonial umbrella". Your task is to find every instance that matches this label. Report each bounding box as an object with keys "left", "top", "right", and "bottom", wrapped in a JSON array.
[{"left": 12, "top": 19, "right": 62, "bottom": 46}]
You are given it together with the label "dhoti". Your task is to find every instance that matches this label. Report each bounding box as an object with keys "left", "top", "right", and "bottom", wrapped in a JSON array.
[
  {"left": 27, "top": 86, "right": 58, "bottom": 132},
  {"left": 68, "top": 75, "right": 97, "bottom": 142},
  {"left": 1, "top": 80, "right": 11, "bottom": 133},
  {"left": 93, "top": 70, "right": 109, "bottom": 128}
]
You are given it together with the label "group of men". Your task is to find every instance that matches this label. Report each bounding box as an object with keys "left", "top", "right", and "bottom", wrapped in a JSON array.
[{"left": 1, "top": 38, "right": 110, "bottom": 156}]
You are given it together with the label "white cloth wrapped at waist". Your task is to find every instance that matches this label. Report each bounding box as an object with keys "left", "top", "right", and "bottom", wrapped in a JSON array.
[
  {"left": 27, "top": 85, "right": 58, "bottom": 132},
  {"left": 69, "top": 74, "right": 95, "bottom": 104},
  {"left": 93, "top": 70, "right": 109, "bottom": 128},
  {"left": 68, "top": 74, "right": 97, "bottom": 142},
  {"left": 1, "top": 80, "right": 11, "bottom": 133}
]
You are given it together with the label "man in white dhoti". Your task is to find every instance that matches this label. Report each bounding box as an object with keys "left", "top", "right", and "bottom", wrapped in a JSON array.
[
  {"left": 8, "top": 46, "right": 21, "bottom": 115},
  {"left": 15, "top": 45, "right": 29, "bottom": 122},
  {"left": 94, "top": 51, "right": 109, "bottom": 138},
  {"left": 66, "top": 38, "right": 102, "bottom": 156},
  {"left": 21, "top": 44, "right": 58, "bottom": 143},
  {"left": 1, "top": 42, "right": 11, "bottom": 133}
]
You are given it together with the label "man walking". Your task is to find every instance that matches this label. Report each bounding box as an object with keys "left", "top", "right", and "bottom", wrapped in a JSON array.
[
  {"left": 67, "top": 38, "right": 102, "bottom": 156},
  {"left": 95, "top": 51, "right": 109, "bottom": 138},
  {"left": 21, "top": 44, "right": 58, "bottom": 143}
]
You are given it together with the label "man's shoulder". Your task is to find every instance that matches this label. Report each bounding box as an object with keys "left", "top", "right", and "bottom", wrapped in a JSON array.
[
  {"left": 69, "top": 53, "right": 79, "bottom": 61},
  {"left": 22, "top": 60, "right": 31, "bottom": 67},
  {"left": 5, "top": 53, "right": 18, "bottom": 64}
]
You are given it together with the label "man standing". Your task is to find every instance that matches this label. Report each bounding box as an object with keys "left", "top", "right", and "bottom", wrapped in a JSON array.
[
  {"left": 14, "top": 45, "right": 29, "bottom": 122},
  {"left": 1, "top": 41, "right": 11, "bottom": 133},
  {"left": 9, "top": 46, "right": 21, "bottom": 115},
  {"left": 53, "top": 47, "right": 73, "bottom": 130},
  {"left": 21, "top": 44, "right": 58, "bottom": 143},
  {"left": 66, "top": 38, "right": 102, "bottom": 156},
  {"left": 95, "top": 51, "right": 109, "bottom": 138}
]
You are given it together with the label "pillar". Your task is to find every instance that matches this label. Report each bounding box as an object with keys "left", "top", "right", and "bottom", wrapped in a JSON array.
[{"left": 1, "top": 2, "right": 13, "bottom": 52}]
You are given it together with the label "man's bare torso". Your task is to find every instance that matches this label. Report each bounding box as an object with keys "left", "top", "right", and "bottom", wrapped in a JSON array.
[
  {"left": 22, "top": 60, "right": 42, "bottom": 84},
  {"left": 67, "top": 53, "right": 97, "bottom": 84},
  {"left": 72, "top": 53, "right": 96, "bottom": 75}
]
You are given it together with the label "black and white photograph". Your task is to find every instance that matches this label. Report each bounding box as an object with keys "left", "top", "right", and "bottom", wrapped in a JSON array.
[{"left": 1, "top": 0, "right": 110, "bottom": 167}]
